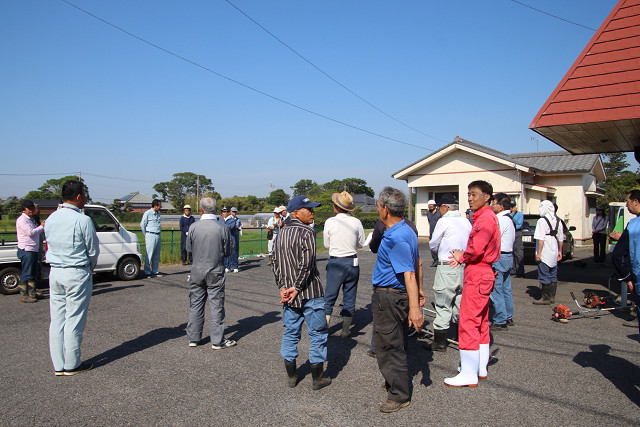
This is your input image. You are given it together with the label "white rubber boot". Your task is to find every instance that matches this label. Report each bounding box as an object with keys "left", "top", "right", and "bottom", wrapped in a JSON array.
[
  {"left": 478, "top": 343, "right": 490, "bottom": 380},
  {"left": 444, "top": 350, "right": 479, "bottom": 387}
]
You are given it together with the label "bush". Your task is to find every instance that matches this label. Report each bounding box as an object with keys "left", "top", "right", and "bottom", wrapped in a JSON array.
[{"left": 113, "top": 211, "right": 144, "bottom": 223}]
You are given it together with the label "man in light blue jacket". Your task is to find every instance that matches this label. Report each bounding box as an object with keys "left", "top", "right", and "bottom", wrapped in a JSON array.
[{"left": 45, "top": 180, "right": 99, "bottom": 376}]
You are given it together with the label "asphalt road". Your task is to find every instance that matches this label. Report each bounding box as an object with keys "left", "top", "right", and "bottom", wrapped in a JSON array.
[{"left": 1, "top": 245, "right": 639, "bottom": 426}]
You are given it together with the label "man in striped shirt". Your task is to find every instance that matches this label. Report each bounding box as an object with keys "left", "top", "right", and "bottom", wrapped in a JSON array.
[{"left": 272, "top": 195, "right": 331, "bottom": 390}]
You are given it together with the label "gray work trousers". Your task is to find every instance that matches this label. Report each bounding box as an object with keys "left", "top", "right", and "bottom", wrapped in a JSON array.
[
  {"left": 186, "top": 282, "right": 226, "bottom": 345},
  {"left": 432, "top": 263, "right": 463, "bottom": 330},
  {"left": 512, "top": 230, "right": 524, "bottom": 276}
]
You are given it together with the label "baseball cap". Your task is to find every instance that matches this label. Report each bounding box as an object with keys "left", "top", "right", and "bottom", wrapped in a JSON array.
[{"left": 287, "top": 195, "right": 321, "bottom": 212}]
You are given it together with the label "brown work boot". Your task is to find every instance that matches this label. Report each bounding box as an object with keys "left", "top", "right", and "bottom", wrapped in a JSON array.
[
  {"left": 18, "top": 283, "right": 36, "bottom": 304},
  {"left": 379, "top": 399, "right": 410, "bottom": 413}
]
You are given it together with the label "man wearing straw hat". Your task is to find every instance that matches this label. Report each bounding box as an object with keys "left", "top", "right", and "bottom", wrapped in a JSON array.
[{"left": 323, "top": 191, "right": 365, "bottom": 338}]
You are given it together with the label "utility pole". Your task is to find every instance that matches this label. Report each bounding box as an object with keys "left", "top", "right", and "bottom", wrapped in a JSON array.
[{"left": 196, "top": 176, "right": 200, "bottom": 211}]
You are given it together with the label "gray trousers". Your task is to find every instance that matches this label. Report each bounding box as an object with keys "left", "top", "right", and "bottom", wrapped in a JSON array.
[
  {"left": 186, "top": 282, "right": 226, "bottom": 345},
  {"left": 512, "top": 230, "right": 524, "bottom": 276},
  {"left": 432, "top": 264, "right": 463, "bottom": 330}
]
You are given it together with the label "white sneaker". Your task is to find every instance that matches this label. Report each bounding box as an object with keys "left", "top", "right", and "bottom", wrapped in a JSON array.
[
  {"left": 233, "top": 269, "right": 239, "bottom": 273},
  {"left": 225, "top": 268, "right": 230, "bottom": 273},
  {"left": 212, "top": 338, "right": 237, "bottom": 350}
]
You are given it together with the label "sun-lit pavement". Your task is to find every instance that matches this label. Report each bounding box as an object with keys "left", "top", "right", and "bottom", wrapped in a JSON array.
[{"left": 1, "top": 245, "right": 639, "bottom": 425}]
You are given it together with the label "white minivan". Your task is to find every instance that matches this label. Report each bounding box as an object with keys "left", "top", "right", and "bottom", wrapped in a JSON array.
[{"left": 0, "top": 205, "right": 142, "bottom": 295}]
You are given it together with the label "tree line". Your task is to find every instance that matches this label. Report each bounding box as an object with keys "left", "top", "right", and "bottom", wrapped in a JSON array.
[{"left": 1, "top": 173, "right": 375, "bottom": 220}]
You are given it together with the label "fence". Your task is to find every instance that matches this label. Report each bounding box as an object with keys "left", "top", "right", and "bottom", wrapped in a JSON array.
[{"left": 130, "top": 227, "right": 270, "bottom": 258}]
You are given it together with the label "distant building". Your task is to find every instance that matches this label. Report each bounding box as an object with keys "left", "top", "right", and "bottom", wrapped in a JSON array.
[
  {"left": 352, "top": 194, "right": 377, "bottom": 212},
  {"left": 118, "top": 192, "right": 175, "bottom": 212},
  {"left": 393, "top": 136, "right": 605, "bottom": 244}
]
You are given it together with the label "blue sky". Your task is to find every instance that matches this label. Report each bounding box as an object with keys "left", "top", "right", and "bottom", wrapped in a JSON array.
[{"left": 1, "top": 0, "right": 621, "bottom": 203}]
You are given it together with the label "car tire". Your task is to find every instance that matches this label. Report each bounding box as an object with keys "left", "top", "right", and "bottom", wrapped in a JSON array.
[
  {"left": 117, "top": 256, "right": 140, "bottom": 281},
  {"left": 0, "top": 267, "right": 21, "bottom": 295}
]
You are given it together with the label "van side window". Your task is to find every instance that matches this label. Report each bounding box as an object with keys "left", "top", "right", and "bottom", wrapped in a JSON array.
[{"left": 85, "top": 209, "right": 118, "bottom": 233}]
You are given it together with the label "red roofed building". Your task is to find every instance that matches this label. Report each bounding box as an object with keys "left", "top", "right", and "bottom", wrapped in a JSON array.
[{"left": 530, "top": 0, "right": 640, "bottom": 157}]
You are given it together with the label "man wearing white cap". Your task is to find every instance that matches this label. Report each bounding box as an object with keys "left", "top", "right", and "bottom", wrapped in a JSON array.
[
  {"left": 180, "top": 205, "right": 196, "bottom": 265},
  {"left": 323, "top": 191, "right": 365, "bottom": 338},
  {"left": 267, "top": 206, "right": 285, "bottom": 265},
  {"left": 427, "top": 199, "right": 442, "bottom": 267}
]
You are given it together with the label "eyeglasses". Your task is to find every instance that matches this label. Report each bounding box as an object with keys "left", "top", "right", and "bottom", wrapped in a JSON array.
[{"left": 303, "top": 207, "right": 315, "bottom": 213}]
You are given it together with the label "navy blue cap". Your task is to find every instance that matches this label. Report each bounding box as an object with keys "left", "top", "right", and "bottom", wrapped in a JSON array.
[{"left": 287, "top": 195, "right": 321, "bottom": 212}]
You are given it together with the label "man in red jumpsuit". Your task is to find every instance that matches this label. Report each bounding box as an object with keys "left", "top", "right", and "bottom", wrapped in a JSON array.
[{"left": 446, "top": 180, "right": 500, "bottom": 387}]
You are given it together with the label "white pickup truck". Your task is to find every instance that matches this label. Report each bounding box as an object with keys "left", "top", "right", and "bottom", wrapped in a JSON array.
[{"left": 0, "top": 204, "right": 142, "bottom": 294}]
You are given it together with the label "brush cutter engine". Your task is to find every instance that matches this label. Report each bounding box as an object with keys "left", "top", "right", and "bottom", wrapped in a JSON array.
[
  {"left": 583, "top": 293, "right": 605, "bottom": 308},
  {"left": 552, "top": 304, "right": 572, "bottom": 322}
]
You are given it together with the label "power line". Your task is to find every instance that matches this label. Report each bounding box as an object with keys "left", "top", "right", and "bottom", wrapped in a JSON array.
[
  {"left": 508, "top": 0, "right": 598, "bottom": 32},
  {"left": 60, "top": 0, "right": 435, "bottom": 152},
  {"left": 224, "top": 0, "right": 448, "bottom": 143},
  {"left": 0, "top": 172, "right": 76, "bottom": 176}
]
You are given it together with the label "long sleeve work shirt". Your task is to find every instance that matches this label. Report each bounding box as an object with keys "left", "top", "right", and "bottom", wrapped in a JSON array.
[{"left": 44, "top": 204, "right": 99, "bottom": 269}]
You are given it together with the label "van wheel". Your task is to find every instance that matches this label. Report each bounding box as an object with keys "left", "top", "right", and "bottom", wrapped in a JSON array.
[
  {"left": 117, "top": 257, "right": 140, "bottom": 281},
  {"left": 0, "top": 267, "right": 21, "bottom": 295}
]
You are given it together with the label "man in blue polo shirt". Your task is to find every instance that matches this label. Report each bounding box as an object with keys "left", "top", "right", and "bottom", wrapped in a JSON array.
[{"left": 371, "top": 187, "right": 424, "bottom": 413}]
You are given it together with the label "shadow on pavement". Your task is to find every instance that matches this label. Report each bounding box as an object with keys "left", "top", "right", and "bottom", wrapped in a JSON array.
[
  {"left": 92, "top": 283, "right": 144, "bottom": 297},
  {"left": 87, "top": 323, "right": 187, "bottom": 368},
  {"left": 573, "top": 344, "right": 640, "bottom": 407},
  {"left": 226, "top": 310, "right": 280, "bottom": 343}
]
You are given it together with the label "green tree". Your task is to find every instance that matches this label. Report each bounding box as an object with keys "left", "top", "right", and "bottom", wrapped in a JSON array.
[
  {"left": 321, "top": 178, "right": 374, "bottom": 197},
  {"left": 291, "top": 179, "right": 321, "bottom": 197},
  {"left": 599, "top": 153, "right": 640, "bottom": 205},
  {"left": 153, "top": 172, "right": 216, "bottom": 211},
  {"left": 1, "top": 199, "right": 21, "bottom": 217},
  {"left": 266, "top": 189, "right": 290, "bottom": 207},
  {"left": 25, "top": 175, "right": 89, "bottom": 201}
]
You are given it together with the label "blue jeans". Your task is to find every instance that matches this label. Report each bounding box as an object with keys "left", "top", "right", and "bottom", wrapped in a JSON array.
[
  {"left": 281, "top": 297, "right": 328, "bottom": 364},
  {"left": 490, "top": 254, "right": 513, "bottom": 324},
  {"left": 144, "top": 233, "right": 161, "bottom": 275},
  {"left": 17, "top": 249, "right": 38, "bottom": 282},
  {"left": 324, "top": 257, "right": 360, "bottom": 317},
  {"left": 537, "top": 261, "right": 557, "bottom": 285},
  {"left": 48, "top": 266, "right": 93, "bottom": 371},
  {"left": 224, "top": 235, "right": 239, "bottom": 270}
]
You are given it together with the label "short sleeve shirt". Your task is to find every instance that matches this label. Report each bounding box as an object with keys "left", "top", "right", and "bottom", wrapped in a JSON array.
[{"left": 372, "top": 220, "right": 418, "bottom": 290}]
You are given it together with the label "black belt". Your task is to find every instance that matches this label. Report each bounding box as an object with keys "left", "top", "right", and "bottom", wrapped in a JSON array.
[
  {"left": 436, "top": 261, "right": 449, "bottom": 265},
  {"left": 330, "top": 254, "right": 357, "bottom": 259},
  {"left": 146, "top": 231, "right": 161, "bottom": 235},
  {"left": 501, "top": 251, "right": 512, "bottom": 254},
  {"left": 373, "top": 286, "right": 406, "bottom": 293}
]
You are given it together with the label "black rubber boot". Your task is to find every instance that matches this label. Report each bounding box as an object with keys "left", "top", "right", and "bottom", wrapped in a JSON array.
[
  {"left": 284, "top": 359, "right": 298, "bottom": 388},
  {"left": 310, "top": 363, "right": 331, "bottom": 390},
  {"left": 533, "top": 283, "right": 551, "bottom": 305},
  {"left": 549, "top": 282, "right": 558, "bottom": 304},
  {"left": 424, "top": 329, "right": 448, "bottom": 352}
]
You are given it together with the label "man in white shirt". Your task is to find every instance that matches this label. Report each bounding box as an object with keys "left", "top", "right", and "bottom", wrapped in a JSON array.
[
  {"left": 533, "top": 200, "right": 564, "bottom": 305},
  {"left": 489, "top": 193, "right": 516, "bottom": 329},
  {"left": 323, "top": 191, "right": 365, "bottom": 338},
  {"left": 427, "top": 193, "right": 471, "bottom": 351}
]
